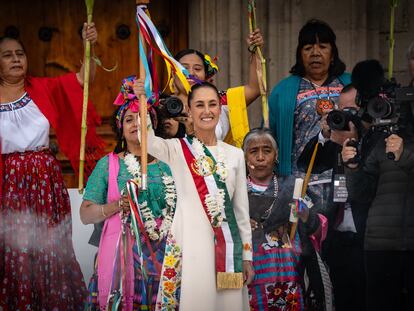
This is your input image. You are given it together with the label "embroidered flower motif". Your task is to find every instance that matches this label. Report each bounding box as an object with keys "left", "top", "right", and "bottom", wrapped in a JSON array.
[
  {"left": 243, "top": 243, "right": 252, "bottom": 251},
  {"left": 158, "top": 234, "right": 182, "bottom": 310},
  {"left": 163, "top": 281, "right": 176, "bottom": 293},
  {"left": 164, "top": 255, "right": 177, "bottom": 267},
  {"left": 163, "top": 268, "right": 177, "bottom": 280}
]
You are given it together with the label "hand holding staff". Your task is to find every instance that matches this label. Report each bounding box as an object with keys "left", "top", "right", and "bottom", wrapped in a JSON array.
[{"left": 78, "top": 0, "right": 95, "bottom": 193}]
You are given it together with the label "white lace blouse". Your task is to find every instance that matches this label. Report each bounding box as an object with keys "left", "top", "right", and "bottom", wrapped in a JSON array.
[{"left": 0, "top": 93, "right": 50, "bottom": 154}]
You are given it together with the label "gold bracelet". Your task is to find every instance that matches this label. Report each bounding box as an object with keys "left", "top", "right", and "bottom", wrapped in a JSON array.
[{"left": 101, "top": 205, "right": 107, "bottom": 217}]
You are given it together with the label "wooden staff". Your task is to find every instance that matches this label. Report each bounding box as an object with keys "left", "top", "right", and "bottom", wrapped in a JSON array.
[
  {"left": 78, "top": 0, "right": 95, "bottom": 193},
  {"left": 388, "top": 0, "right": 399, "bottom": 80},
  {"left": 137, "top": 0, "right": 150, "bottom": 190},
  {"left": 248, "top": 0, "right": 269, "bottom": 127},
  {"left": 290, "top": 143, "right": 319, "bottom": 241}
]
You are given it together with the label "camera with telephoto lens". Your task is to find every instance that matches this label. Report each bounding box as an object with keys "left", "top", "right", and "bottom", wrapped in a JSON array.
[
  {"left": 327, "top": 107, "right": 360, "bottom": 131},
  {"left": 352, "top": 60, "right": 414, "bottom": 132}
]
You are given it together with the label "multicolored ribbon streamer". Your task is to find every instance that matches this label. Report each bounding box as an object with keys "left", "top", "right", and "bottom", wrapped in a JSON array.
[{"left": 136, "top": 5, "right": 192, "bottom": 96}]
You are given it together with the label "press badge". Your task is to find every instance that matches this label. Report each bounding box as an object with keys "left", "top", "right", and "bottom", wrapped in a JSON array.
[{"left": 333, "top": 174, "right": 348, "bottom": 202}]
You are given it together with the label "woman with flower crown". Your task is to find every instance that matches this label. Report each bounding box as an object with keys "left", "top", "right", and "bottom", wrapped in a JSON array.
[
  {"left": 133, "top": 80, "right": 254, "bottom": 310},
  {"left": 80, "top": 76, "right": 177, "bottom": 311},
  {"left": 162, "top": 29, "right": 264, "bottom": 145}
]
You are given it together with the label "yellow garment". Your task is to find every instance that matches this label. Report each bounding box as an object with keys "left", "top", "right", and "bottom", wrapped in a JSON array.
[{"left": 224, "top": 86, "right": 249, "bottom": 148}]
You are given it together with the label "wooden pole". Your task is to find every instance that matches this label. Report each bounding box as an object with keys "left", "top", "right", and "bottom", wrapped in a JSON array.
[
  {"left": 137, "top": 0, "right": 150, "bottom": 190},
  {"left": 388, "top": 0, "right": 399, "bottom": 80},
  {"left": 248, "top": 0, "right": 269, "bottom": 127},
  {"left": 78, "top": 0, "right": 94, "bottom": 193}
]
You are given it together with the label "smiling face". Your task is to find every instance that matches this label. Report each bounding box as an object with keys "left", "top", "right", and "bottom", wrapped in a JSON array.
[
  {"left": 122, "top": 108, "right": 139, "bottom": 147},
  {"left": 301, "top": 39, "right": 333, "bottom": 83},
  {"left": 189, "top": 86, "right": 221, "bottom": 133},
  {"left": 0, "top": 38, "right": 27, "bottom": 83},
  {"left": 173, "top": 53, "right": 207, "bottom": 94},
  {"left": 245, "top": 136, "right": 277, "bottom": 182}
]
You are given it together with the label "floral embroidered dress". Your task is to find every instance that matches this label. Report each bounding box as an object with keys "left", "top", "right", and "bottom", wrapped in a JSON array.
[
  {"left": 83, "top": 154, "right": 173, "bottom": 311},
  {"left": 292, "top": 78, "right": 343, "bottom": 212},
  {"left": 247, "top": 176, "right": 305, "bottom": 311}
]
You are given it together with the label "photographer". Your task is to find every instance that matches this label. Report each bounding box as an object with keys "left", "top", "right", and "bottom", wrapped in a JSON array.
[
  {"left": 342, "top": 60, "right": 414, "bottom": 311},
  {"left": 154, "top": 94, "right": 193, "bottom": 139},
  {"left": 298, "top": 84, "right": 374, "bottom": 311}
]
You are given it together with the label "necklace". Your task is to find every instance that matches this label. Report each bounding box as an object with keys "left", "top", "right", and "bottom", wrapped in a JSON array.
[
  {"left": 304, "top": 78, "right": 334, "bottom": 115},
  {"left": 123, "top": 152, "right": 177, "bottom": 240},
  {"left": 247, "top": 175, "right": 278, "bottom": 220}
]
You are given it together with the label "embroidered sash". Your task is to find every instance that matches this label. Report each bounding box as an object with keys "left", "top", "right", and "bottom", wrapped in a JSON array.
[{"left": 179, "top": 137, "right": 243, "bottom": 289}]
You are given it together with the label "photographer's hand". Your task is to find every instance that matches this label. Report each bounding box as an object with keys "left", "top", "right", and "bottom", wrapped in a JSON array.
[
  {"left": 331, "top": 121, "right": 358, "bottom": 146},
  {"left": 342, "top": 138, "right": 359, "bottom": 169},
  {"left": 320, "top": 114, "right": 331, "bottom": 139},
  {"left": 174, "top": 113, "right": 194, "bottom": 136},
  {"left": 385, "top": 134, "right": 403, "bottom": 161}
]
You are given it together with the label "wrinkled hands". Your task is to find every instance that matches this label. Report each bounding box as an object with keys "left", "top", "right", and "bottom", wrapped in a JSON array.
[
  {"left": 82, "top": 22, "right": 97, "bottom": 45},
  {"left": 243, "top": 260, "right": 255, "bottom": 286},
  {"left": 246, "top": 28, "right": 264, "bottom": 52}
]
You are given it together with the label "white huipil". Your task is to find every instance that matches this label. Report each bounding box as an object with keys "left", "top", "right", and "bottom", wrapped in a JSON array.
[
  {"left": 147, "top": 127, "right": 252, "bottom": 311},
  {"left": 0, "top": 93, "right": 50, "bottom": 154}
]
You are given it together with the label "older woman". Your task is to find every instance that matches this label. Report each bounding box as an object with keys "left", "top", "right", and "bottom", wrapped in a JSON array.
[
  {"left": 269, "top": 19, "right": 350, "bottom": 214},
  {"left": 134, "top": 80, "right": 254, "bottom": 310},
  {"left": 80, "top": 76, "right": 176, "bottom": 310},
  {"left": 165, "top": 28, "right": 263, "bottom": 143},
  {"left": 0, "top": 24, "right": 102, "bottom": 309},
  {"left": 243, "top": 128, "right": 321, "bottom": 311}
]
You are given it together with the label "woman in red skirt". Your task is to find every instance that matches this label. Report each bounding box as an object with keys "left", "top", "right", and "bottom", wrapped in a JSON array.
[{"left": 0, "top": 23, "right": 104, "bottom": 310}]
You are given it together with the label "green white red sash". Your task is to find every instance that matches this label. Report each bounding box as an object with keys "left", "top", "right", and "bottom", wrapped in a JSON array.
[{"left": 179, "top": 136, "right": 243, "bottom": 289}]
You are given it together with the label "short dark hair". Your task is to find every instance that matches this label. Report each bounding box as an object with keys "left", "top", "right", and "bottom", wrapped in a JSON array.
[
  {"left": 175, "top": 49, "right": 208, "bottom": 75},
  {"left": 188, "top": 81, "right": 220, "bottom": 106},
  {"left": 290, "top": 19, "right": 346, "bottom": 78},
  {"left": 0, "top": 36, "right": 26, "bottom": 53}
]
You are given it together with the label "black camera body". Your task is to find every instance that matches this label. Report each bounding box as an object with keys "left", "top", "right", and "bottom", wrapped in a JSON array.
[
  {"left": 327, "top": 107, "right": 359, "bottom": 131},
  {"left": 156, "top": 95, "right": 184, "bottom": 119},
  {"left": 352, "top": 60, "right": 414, "bottom": 133}
]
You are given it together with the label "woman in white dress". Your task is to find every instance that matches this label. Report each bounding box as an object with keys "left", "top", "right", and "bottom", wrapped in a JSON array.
[
  {"left": 0, "top": 24, "right": 102, "bottom": 310},
  {"left": 134, "top": 80, "right": 254, "bottom": 310}
]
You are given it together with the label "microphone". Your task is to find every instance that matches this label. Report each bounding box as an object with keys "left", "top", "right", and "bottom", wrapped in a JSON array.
[{"left": 247, "top": 162, "right": 255, "bottom": 170}]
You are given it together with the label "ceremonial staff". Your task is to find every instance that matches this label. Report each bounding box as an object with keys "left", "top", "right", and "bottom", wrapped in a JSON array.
[
  {"left": 248, "top": 0, "right": 269, "bottom": 127},
  {"left": 78, "top": 0, "right": 94, "bottom": 193},
  {"left": 388, "top": 0, "right": 399, "bottom": 80},
  {"left": 137, "top": 0, "right": 150, "bottom": 190}
]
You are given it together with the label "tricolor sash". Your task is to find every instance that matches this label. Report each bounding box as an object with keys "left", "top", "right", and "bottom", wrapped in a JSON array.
[{"left": 179, "top": 136, "right": 243, "bottom": 289}]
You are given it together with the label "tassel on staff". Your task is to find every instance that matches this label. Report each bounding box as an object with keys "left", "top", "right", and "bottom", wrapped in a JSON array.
[
  {"left": 247, "top": 0, "right": 269, "bottom": 127},
  {"left": 78, "top": 0, "right": 95, "bottom": 193}
]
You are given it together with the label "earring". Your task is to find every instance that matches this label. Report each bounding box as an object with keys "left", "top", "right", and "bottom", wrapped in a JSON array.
[
  {"left": 121, "top": 137, "right": 125, "bottom": 149},
  {"left": 275, "top": 159, "right": 279, "bottom": 165}
]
